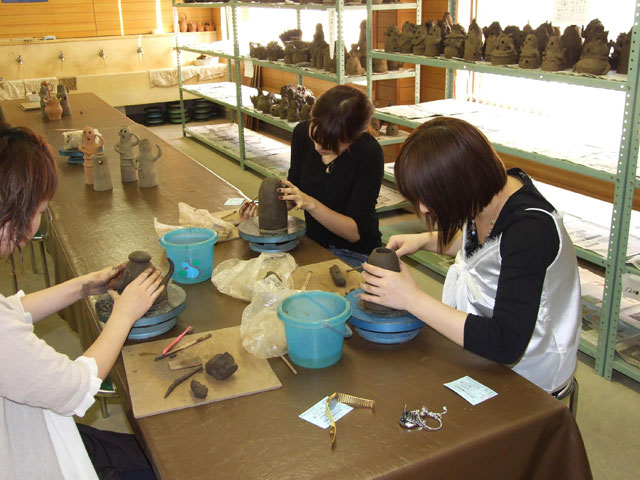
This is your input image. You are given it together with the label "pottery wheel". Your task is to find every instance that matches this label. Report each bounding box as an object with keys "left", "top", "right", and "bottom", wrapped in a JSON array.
[
  {"left": 95, "top": 284, "right": 187, "bottom": 340},
  {"left": 238, "top": 216, "right": 306, "bottom": 253},
  {"left": 346, "top": 289, "right": 423, "bottom": 344}
]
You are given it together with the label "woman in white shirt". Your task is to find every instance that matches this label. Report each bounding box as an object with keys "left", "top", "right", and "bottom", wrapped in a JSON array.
[{"left": 0, "top": 123, "right": 163, "bottom": 479}]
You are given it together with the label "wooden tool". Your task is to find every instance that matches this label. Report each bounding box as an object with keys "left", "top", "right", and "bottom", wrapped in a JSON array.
[
  {"left": 345, "top": 265, "right": 364, "bottom": 273},
  {"left": 164, "top": 366, "right": 203, "bottom": 399},
  {"left": 155, "top": 333, "right": 212, "bottom": 361},
  {"left": 168, "top": 356, "right": 202, "bottom": 371}
]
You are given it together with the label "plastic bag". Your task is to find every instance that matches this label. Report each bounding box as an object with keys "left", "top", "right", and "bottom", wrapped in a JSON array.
[
  {"left": 240, "top": 273, "right": 297, "bottom": 358},
  {"left": 211, "top": 252, "right": 297, "bottom": 301},
  {"left": 154, "top": 202, "right": 235, "bottom": 241}
]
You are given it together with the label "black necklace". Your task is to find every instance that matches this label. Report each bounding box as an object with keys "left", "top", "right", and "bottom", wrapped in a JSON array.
[{"left": 325, "top": 158, "right": 336, "bottom": 174}]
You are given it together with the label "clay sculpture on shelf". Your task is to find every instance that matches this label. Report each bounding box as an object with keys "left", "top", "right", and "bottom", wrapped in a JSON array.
[
  {"left": 384, "top": 25, "right": 402, "bottom": 70},
  {"left": 444, "top": 24, "right": 466, "bottom": 59},
  {"left": 283, "top": 42, "right": 295, "bottom": 64},
  {"left": 110, "top": 251, "right": 174, "bottom": 306},
  {"left": 279, "top": 97, "right": 289, "bottom": 119},
  {"left": 561, "top": 25, "right": 583, "bottom": 69},
  {"left": 574, "top": 38, "right": 611, "bottom": 75},
  {"left": 266, "top": 41, "right": 284, "bottom": 61},
  {"left": 256, "top": 91, "right": 275, "bottom": 114},
  {"left": 92, "top": 152, "right": 113, "bottom": 192},
  {"left": 205, "top": 352, "right": 238, "bottom": 381},
  {"left": 582, "top": 18, "right": 608, "bottom": 45},
  {"left": 310, "top": 23, "right": 328, "bottom": 69},
  {"left": 346, "top": 47, "right": 365, "bottom": 75},
  {"left": 279, "top": 28, "right": 302, "bottom": 44},
  {"left": 78, "top": 126, "right": 104, "bottom": 185},
  {"left": 190, "top": 379, "right": 208, "bottom": 399},
  {"left": 114, "top": 125, "right": 140, "bottom": 183},
  {"left": 534, "top": 22, "right": 554, "bottom": 56},
  {"left": 425, "top": 22, "right": 444, "bottom": 57},
  {"left": 249, "top": 42, "right": 267, "bottom": 60},
  {"left": 541, "top": 35, "right": 566, "bottom": 71},
  {"left": 135, "top": 139, "right": 162, "bottom": 188},
  {"left": 57, "top": 85, "right": 71, "bottom": 116},
  {"left": 258, "top": 177, "right": 288, "bottom": 233},
  {"left": 38, "top": 81, "right": 51, "bottom": 119},
  {"left": 411, "top": 24, "right": 428, "bottom": 56},
  {"left": 463, "top": 19, "right": 483, "bottom": 61},
  {"left": 360, "top": 247, "right": 405, "bottom": 316},
  {"left": 385, "top": 123, "right": 399, "bottom": 136},
  {"left": 370, "top": 118, "right": 382, "bottom": 138},
  {"left": 490, "top": 33, "right": 518, "bottom": 65},
  {"left": 518, "top": 33, "right": 541, "bottom": 69},
  {"left": 399, "top": 21, "right": 415, "bottom": 54},
  {"left": 611, "top": 29, "right": 632, "bottom": 74},
  {"left": 356, "top": 19, "right": 368, "bottom": 69},
  {"left": 482, "top": 21, "right": 502, "bottom": 62},
  {"left": 291, "top": 41, "right": 311, "bottom": 65},
  {"left": 503, "top": 25, "right": 525, "bottom": 53},
  {"left": 300, "top": 103, "right": 312, "bottom": 121},
  {"left": 287, "top": 99, "right": 300, "bottom": 122}
]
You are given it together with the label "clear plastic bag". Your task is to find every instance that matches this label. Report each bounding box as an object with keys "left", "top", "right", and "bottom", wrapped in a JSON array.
[
  {"left": 240, "top": 273, "right": 298, "bottom": 359},
  {"left": 211, "top": 252, "right": 297, "bottom": 301},
  {"left": 154, "top": 202, "right": 235, "bottom": 241}
]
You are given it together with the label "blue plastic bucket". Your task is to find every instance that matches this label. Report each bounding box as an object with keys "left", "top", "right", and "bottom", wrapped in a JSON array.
[
  {"left": 159, "top": 227, "right": 218, "bottom": 284},
  {"left": 277, "top": 291, "right": 351, "bottom": 369}
]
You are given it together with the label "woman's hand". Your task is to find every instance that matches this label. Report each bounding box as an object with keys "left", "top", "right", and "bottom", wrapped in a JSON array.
[
  {"left": 386, "top": 234, "right": 428, "bottom": 257},
  {"left": 358, "top": 261, "right": 421, "bottom": 312},
  {"left": 79, "top": 264, "right": 126, "bottom": 297},
  {"left": 238, "top": 200, "right": 258, "bottom": 220},
  {"left": 108, "top": 268, "right": 164, "bottom": 326},
  {"left": 278, "top": 180, "right": 316, "bottom": 212}
]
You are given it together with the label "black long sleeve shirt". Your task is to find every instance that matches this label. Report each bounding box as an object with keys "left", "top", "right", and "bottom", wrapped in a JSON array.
[
  {"left": 287, "top": 121, "right": 383, "bottom": 254},
  {"left": 463, "top": 169, "right": 561, "bottom": 364}
]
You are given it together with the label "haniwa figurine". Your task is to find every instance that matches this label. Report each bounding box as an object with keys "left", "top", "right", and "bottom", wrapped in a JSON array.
[
  {"left": 78, "top": 126, "right": 104, "bottom": 185},
  {"left": 114, "top": 125, "right": 140, "bottom": 182},
  {"left": 135, "top": 139, "right": 162, "bottom": 188}
]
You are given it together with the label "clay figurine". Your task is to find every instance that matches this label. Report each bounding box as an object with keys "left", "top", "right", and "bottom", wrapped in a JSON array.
[
  {"left": 270, "top": 103, "right": 280, "bottom": 116},
  {"left": 503, "top": 25, "right": 525, "bottom": 53},
  {"left": 266, "top": 41, "right": 284, "bottom": 62},
  {"left": 561, "top": 25, "right": 583, "bottom": 69},
  {"left": 464, "top": 19, "right": 483, "bottom": 61},
  {"left": 178, "top": 12, "right": 188, "bottom": 33},
  {"left": 370, "top": 118, "right": 382, "bottom": 138},
  {"left": 92, "top": 152, "right": 113, "bottom": 192},
  {"left": 249, "top": 42, "right": 267, "bottom": 60},
  {"left": 205, "top": 352, "right": 238, "bottom": 381},
  {"left": 482, "top": 21, "right": 502, "bottom": 62},
  {"left": 57, "top": 85, "right": 71, "bottom": 116},
  {"left": 258, "top": 177, "right": 288, "bottom": 233},
  {"left": 300, "top": 103, "right": 312, "bottom": 122},
  {"left": 283, "top": 42, "right": 295, "bottom": 65},
  {"left": 399, "top": 21, "right": 416, "bottom": 54},
  {"left": 279, "top": 97, "right": 289, "bottom": 120},
  {"left": 611, "top": 29, "right": 632, "bottom": 74},
  {"left": 444, "top": 24, "right": 466, "bottom": 59},
  {"left": 534, "top": 22, "right": 554, "bottom": 55},
  {"left": 425, "top": 22, "right": 444, "bottom": 57},
  {"left": 256, "top": 90, "right": 274, "bottom": 114},
  {"left": 109, "top": 251, "right": 173, "bottom": 305},
  {"left": 114, "top": 125, "right": 140, "bottom": 183},
  {"left": 574, "top": 38, "right": 611, "bottom": 75},
  {"left": 135, "top": 139, "right": 162, "bottom": 188},
  {"left": 541, "top": 36, "right": 566, "bottom": 71},
  {"left": 384, "top": 25, "right": 402, "bottom": 70},
  {"left": 412, "top": 24, "right": 428, "bottom": 56},
  {"left": 490, "top": 33, "right": 518, "bottom": 65},
  {"left": 38, "top": 81, "right": 52, "bottom": 119},
  {"left": 190, "top": 379, "right": 208, "bottom": 399},
  {"left": 291, "top": 41, "right": 311, "bottom": 65},
  {"left": 518, "top": 34, "right": 541, "bottom": 69},
  {"left": 279, "top": 28, "right": 302, "bottom": 44},
  {"left": 78, "top": 126, "right": 104, "bottom": 185},
  {"left": 287, "top": 99, "right": 300, "bottom": 122},
  {"left": 356, "top": 19, "right": 368, "bottom": 68},
  {"left": 582, "top": 19, "right": 608, "bottom": 45},
  {"left": 310, "top": 23, "right": 328, "bottom": 69},
  {"left": 360, "top": 247, "right": 405, "bottom": 316},
  {"left": 372, "top": 58, "right": 388, "bottom": 73},
  {"left": 385, "top": 123, "right": 399, "bottom": 136},
  {"left": 346, "top": 47, "right": 365, "bottom": 75}
]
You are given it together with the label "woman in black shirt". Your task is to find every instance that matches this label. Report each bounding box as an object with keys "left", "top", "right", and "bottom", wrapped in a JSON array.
[{"left": 241, "top": 85, "right": 384, "bottom": 265}]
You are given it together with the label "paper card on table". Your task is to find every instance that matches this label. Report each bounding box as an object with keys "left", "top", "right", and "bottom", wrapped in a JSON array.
[
  {"left": 225, "top": 197, "right": 246, "bottom": 206},
  {"left": 299, "top": 396, "right": 353, "bottom": 429},
  {"left": 444, "top": 376, "right": 497, "bottom": 405}
]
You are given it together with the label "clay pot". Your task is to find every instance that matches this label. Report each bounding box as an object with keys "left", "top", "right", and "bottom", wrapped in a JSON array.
[
  {"left": 204, "top": 22, "right": 214, "bottom": 32},
  {"left": 187, "top": 23, "right": 195, "bottom": 32},
  {"left": 197, "top": 23, "right": 205, "bottom": 32},
  {"left": 110, "top": 251, "right": 173, "bottom": 305},
  {"left": 258, "top": 177, "right": 288, "bottom": 233},
  {"left": 179, "top": 13, "right": 188, "bottom": 33},
  {"left": 360, "top": 247, "right": 404, "bottom": 316},
  {"left": 44, "top": 97, "right": 63, "bottom": 120}
]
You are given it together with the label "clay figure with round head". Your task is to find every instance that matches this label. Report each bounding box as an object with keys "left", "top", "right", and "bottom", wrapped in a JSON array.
[
  {"left": 114, "top": 125, "right": 140, "bottom": 159},
  {"left": 78, "top": 125, "right": 104, "bottom": 159}
]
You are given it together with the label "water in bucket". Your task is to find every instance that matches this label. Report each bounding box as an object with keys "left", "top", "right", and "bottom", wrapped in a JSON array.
[
  {"left": 159, "top": 227, "right": 218, "bottom": 284},
  {"left": 277, "top": 291, "right": 351, "bottom": 368}
]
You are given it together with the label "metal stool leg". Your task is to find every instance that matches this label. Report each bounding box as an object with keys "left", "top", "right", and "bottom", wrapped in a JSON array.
[{"left": 569, "top": 377, "right": 579, "bottom": 420}]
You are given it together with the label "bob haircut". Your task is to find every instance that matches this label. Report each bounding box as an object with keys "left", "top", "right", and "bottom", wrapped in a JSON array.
[
  {"left": 309, "top": 85, "right": 374, "bottom": 154},
  {"left": 394, "top": 116, "right": 507, "bottom": 252},
  {"left": 0, "top": 123, "right": 58, "bottom": 252}
]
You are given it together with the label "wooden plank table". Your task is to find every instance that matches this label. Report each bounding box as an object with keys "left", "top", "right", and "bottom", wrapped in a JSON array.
[{"left": 1, "top": 94, "right": 592, "bottom": 480}]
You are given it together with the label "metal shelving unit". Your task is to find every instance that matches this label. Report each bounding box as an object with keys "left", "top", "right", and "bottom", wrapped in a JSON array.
[{"left": 370, "top": 0, "right": 640, "bottom": 382}]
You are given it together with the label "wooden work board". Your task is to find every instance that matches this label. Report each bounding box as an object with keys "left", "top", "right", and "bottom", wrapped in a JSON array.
[
  {"left": 291, "top": 259, "right": 362, "bottom": 295},
  {"left": 122, "top": 326, "right": 282, "bottom": 418}
]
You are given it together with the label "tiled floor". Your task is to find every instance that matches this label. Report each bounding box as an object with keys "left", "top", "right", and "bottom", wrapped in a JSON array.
[{"left": 3, "top": 121, "right": 639, "bottom": 479}]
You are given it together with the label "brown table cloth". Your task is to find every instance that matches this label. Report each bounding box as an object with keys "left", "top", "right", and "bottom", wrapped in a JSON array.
[{"left": 1, "top": 94, "right": 592, "bottom": 480}]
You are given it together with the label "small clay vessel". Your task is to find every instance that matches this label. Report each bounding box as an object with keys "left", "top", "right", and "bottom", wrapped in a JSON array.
[
  {"left": 92, "top": 152, "right": 113, "bottom": 192},
  {"left": 135, "top": 139, "right": 162, "bottom": 188},
  {"left": 490, "top": 33, "right": 518, "bottom": 65},
  {"left": 360, "top": 247, "right": 405, "bottom": 316},
  {"left": 44, "top": 96, "right": 63, "bottom": 121},
  {"left": 110, "top": 251, "right": 173, "bottom": 305},
  {"left": 205, "top": 352, "right": 238, "bottom": 380},
  {"left": 372, "top": 58, "right": 388, "bottom": 73},
  {"left": 258, "top": 177, "right": 287, "bottom": 233},
  {"left": 385, "top": 123, "right": 399, "bottom": 136}
]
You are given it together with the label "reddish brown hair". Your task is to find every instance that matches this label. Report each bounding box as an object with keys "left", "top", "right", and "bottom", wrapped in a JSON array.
[
  {"left": 0, "top": 123, "right": 58, "bottom": 250},
  {"left": 395, "top": 117, "right": 507, "bottom": 252},
  {"left": 309, "top": 85, "right": 373, "bottom": 154}
]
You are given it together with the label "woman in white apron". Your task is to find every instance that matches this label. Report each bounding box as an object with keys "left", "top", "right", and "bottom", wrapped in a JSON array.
[{"left": 359, "top": 117, "right": 581, "bottom": 394}]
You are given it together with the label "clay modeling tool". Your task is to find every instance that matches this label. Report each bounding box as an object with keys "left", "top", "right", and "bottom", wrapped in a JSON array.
[
  {"left": 168, "top": 356, "right": 202, "bottom": 371},
  {"left": 155, "top": 333, "right": 212, "bottom": 361},
  {"left": 345, "top": 265, "right": 364, "bottom": 273},
  {"left": 329, "top": 264, "right": 346, "bottom": 287},
  {"left": 279, "top": 355, "right": 298, "bottom": 375},
  {"left": 162, "top": 325, "right": 193, "bottom": 355},
  {"left": 302, "top": 271, "right": 313, "bottom": 290},
  {"left": 164, "top": 366, "right": 203, "bottom": 398},
  {"left": 219, "top": 210, "right": 237, "bottom": 220}
]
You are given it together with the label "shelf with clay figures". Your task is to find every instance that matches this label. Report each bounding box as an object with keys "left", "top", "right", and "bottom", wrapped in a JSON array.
[
  {"left": 369, "top": 49, "right": 629, "bottom": 91},
  {"left": 373, "top": 98, "right": 631, "bottom": 186}
]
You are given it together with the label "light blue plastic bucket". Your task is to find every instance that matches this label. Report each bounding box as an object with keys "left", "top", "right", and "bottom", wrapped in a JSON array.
[
  {"left": 159, "top": 227, "right": 218, "bottom": 284},
  {"left": 277, "top": 291, "right": 351, "bottom": 369}
]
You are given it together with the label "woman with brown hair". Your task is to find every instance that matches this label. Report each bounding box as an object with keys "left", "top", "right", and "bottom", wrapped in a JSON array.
[
  {"left": 240, "top": 85, "right": 384, "bottom": 265},
  {"left": 359, "top": 117, "right": 581, "bottom": 394},
  {"left": 0, "top": 123, "right": 162, "bottom": 478}
]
